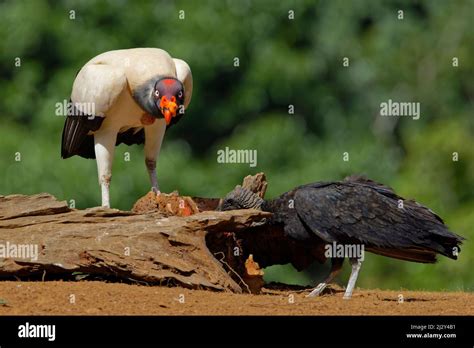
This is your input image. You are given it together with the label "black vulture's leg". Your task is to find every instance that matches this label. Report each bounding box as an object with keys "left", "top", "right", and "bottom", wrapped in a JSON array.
[
  {"left": 343, "top": 257, "right": 363, "bottom": 299},
  {"left": 307, "top": 258, "right": 344, "bottom": 297}
]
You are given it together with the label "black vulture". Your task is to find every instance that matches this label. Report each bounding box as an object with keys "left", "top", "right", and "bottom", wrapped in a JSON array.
[{"left": 218, "top": 176, "right": 464, "bottom": 299}]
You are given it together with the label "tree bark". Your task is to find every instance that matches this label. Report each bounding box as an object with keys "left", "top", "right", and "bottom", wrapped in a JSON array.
[{"left": 0, "top": 174, "right": 271, "bottom": 293}]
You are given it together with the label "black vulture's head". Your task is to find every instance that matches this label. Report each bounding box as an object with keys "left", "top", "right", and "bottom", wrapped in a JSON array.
[{"left": 217, "top": 186, "right": 265, "bottom": 211}]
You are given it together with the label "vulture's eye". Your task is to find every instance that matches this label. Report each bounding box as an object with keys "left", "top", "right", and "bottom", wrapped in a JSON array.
[
  {"left": 178, "top": 91, "right": 183, "bottom": 98},
  {"left": 154, "top": 90, "right": 160, "bottom": 97}
]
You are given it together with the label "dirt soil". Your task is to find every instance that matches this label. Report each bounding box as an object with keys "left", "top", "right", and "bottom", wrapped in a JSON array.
[{"left": 0, "top": 281, "right": 472, "bottom": 315}]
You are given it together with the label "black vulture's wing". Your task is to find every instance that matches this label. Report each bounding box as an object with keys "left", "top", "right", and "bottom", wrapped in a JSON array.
[
  {"left": 266, "top": 182, "right": 334, "bottom": 243},
  {"left": 293, "top": 181, "right": 464, "bottom": 263}
]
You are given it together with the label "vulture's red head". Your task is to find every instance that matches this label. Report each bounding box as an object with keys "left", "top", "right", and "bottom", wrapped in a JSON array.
[{"left": 154, "top": 78, "right": 185, "bottom": 125}]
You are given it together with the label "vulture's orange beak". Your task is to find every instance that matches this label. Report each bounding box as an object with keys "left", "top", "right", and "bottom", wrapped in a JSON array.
[{"left": 159, "top": 96, "right": 178, "bottom": 125}]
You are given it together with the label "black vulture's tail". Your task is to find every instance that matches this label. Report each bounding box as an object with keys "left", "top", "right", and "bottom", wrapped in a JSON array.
[
  {"left": 367, "top": 229, "right": 464, "bottom": 263},
  {"left": 366, "top": 247, "right": 438, "bottom": 263}
]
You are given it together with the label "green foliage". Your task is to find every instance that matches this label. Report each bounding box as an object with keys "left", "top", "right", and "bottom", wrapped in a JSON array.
[{"left": 0, "top": 0, "right": 472, "bottom": 291}]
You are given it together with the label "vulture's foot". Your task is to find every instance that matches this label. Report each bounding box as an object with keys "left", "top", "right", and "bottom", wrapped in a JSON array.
[{"left": 306, "top": 282, "right": 328, "bottom": 297}]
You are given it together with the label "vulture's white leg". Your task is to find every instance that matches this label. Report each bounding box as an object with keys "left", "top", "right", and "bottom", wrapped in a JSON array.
[
  {"left": 307, "top": 258, "right": 344, "bottom": 297},
  {"left": 307, "top": 283, "right": 328, "bottom": 297},
  {"left": 144, "top": 119, "right": 167, "bottom": 194},
  {"left": 94, "top": 130, "right": 118, "bottom": 208},
  {"left": 343, "top": 258, "right": 363, "bottom": 299}
]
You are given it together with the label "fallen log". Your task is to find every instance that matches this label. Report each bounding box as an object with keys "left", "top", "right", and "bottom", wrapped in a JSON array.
[{"left": 0, "top": 174, "right": 271, "bottom": 293}]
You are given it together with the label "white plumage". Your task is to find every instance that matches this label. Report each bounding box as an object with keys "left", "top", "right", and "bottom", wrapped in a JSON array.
[{"left": 61, "top": 48, "right": 193, "bottom": 207}]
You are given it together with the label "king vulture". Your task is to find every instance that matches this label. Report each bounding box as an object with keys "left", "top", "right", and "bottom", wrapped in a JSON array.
[
  {"left": 61, "top": 48, "right": 192, "bottom": 207},
  {"left": 218, "top": 176, "right": 464, "bottom": 299}
]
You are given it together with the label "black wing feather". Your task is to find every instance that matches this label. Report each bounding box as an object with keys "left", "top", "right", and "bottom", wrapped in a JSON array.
[
  {"left": 116, "top": 128, "right": 145, "bottom": 146},
  {"left": 61, "top": 101, "right": 104, "bottom": 159},
  {"left": 292, "top": 181, "right": 464, "bottom": 263},
  {"left": 61, "top": 100, "right": 145, "bottom": 159}
]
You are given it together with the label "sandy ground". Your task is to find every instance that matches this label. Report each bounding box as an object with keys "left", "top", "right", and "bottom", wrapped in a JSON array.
[{"left": 0, "top": 281, "right": 473, "bottom": 315}]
